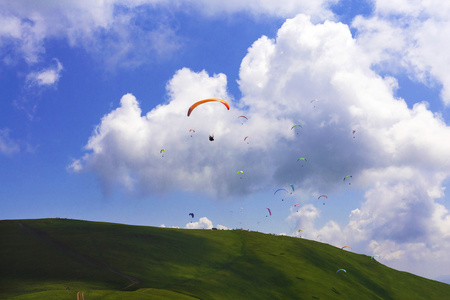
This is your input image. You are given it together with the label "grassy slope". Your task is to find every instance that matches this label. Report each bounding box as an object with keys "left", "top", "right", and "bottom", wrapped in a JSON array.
[{"left": 1, "top": 218, "right": 449, "bottom": 299}]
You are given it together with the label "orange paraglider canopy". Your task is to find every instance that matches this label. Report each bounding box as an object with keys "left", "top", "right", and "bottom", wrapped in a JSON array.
[{"left": 187, "top": 98, "right": 230, "bottom": 116}]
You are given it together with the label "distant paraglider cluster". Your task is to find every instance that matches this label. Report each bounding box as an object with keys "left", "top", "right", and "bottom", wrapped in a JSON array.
[{"left": 158, "top": 97, "right": 359, "bottom": 270}]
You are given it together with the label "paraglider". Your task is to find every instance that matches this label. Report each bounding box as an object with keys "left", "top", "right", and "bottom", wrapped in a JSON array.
[
  {"left": 274, "top": 188, "right": 288, "bottom": 201},
  {"left": 352, "top": 130, "right": 356, "bottom": 138},
  {"left": 343, "top": 175, "right": 352, "bottom": 185},
  {"left": 237, "top": 170, "right": 244, "bottom": 179},
  {"left": 298, "top": 158, "right": 307, "bottom": 167},
  {"left": 318, "top": 195, "right": 328, "bottom": 205},
  {"left": 294, "top": 203, "right": 300, "bottom": 212},
  {"left": 274, "top": 188, "right": 288, "bottom": 195},
  {"left": 341, "top": 246, "right": 352, "bottom": 250},
  {"left": 291, "top": 124, "right": 302, "bottom": 134},
  {"left": 160, "top": 149, "right": 165, "bottom": 157},
  {"left": 311, "top": 99, "right": 319, "bottom": 108},
  {"left": 244, "top": 136, "right": 250, "bottom": 144},
  {"left": 238, "top": 115, "right": 248, "bottom": 124},
  {"left": 209, "top": 135, "right": 214, "bottom": 141},
  {"left": 189, "top": 213, "right": 194, "bottom": 218},
  {"left": 336, "top": 269, "right": 346, "bottom": 273},
  {"left": 290, "top": 184, "right": 294, "bottom": 194},
  {"left": 291, "top": 125, "right": 302, "bottom": 130},
  {"left": 189, "top": 129, "right": 195, "bottom": 137},
  {"left": 187, "top": 98, "right": 230, "bottom": 117},
  {"left": 298, "top": 229, "right": 303, "bottom": 232},
  {"left": 266, "top": 208, "right": 271, "bottom": 216}
]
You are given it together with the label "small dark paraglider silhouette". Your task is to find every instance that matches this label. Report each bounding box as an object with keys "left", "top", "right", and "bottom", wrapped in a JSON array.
[
  {"left": 189, "top": 213, "right": 194, "bottom": 218},
  {"left": 209, "top": 135, "right": 214, "bottom": 141}
]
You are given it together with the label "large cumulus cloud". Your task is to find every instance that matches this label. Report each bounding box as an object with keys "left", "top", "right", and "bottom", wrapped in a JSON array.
[{"left": 352, "top": 0, "right": 450, "bottom": 105}]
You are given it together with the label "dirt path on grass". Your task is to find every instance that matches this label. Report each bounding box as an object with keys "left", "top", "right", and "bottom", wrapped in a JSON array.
[
  {"left": 76, "top": 291, "right": 85, "bottom": 300},
  {"left": 18, "top": 222, "right": 141, "bottom": 290}
]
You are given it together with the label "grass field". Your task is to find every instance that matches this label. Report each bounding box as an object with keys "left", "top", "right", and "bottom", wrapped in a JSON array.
[{"left": 1, "top": 218, "right": 449, "bottom": 299}]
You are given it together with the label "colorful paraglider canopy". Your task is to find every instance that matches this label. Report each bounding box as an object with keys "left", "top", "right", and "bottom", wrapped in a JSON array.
[
  {"left": 266, "top": 208, "right": 272, "bottom": 216},
  {"left": 274, "top": 188, "right": 288, "bottom": 195},
  {"left": 238, "top": 115, "right": 248, "bottom": 120},
  {"left": 291, "top": 124, "right": 302, "bottom": 130},
  {"left": 189, "top": 213, "right": 194, "bottom": 218},
  {"left": 343, "top": 175, "right": 352, "bottom": 181},
  {"left": 244, "top": 136, "right": 250, "bottom": 141},
  {"left": 189, "top": 129, "right": 195, "bottom": 132},
  {"left": 298, "top": 229, "right": 303, "bottom": 232},
  {"left": 341, "top": 246, "right": 352, "bottom": 250},
  {"left": 160, "top": 149, "right": 165, "bottom": 153},
  {"left": 294, "top": 203, "right": 300, "bottom": 207},
  {"left": 336, "top": 269, "right": 346, "bottom": 273},
  {"left": 318, "top": 195, "right": 328, "bottom": 199},
  {"left": 187, "top": 98, "right": 230, "bottom": 116},
  {"left": 298, "top": 158, "right": 307, "bottom": 162},
  {"left": 289, "top": 184, "right": 294, "bottom": 194},
  {"left": 237, "top": 170, "right": 244, "bottom": 174}
]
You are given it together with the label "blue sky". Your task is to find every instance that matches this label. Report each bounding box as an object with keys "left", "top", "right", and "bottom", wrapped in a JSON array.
[{"left": 1, "top": 0, "right": 450, "bottom": 284}]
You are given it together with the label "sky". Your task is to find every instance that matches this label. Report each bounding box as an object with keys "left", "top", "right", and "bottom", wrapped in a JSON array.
[{"left": 1, "top": 0, "right": 450, "bottom": 285}]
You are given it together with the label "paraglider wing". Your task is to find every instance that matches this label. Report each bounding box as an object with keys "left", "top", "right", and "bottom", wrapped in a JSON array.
[
  {"left": 189, "top": 129, "right": 195, "bottom": 132},
  {"left": 238, "top": 115, "right": 248, "bottom": 120},
  {"left": 343, "top": 175, "right": 352, "bottom": 181},
  {"left": 266, "top": 208, "right": 271, "bottom": 216},
  {"left": 189, "top": 213, "right": 194, "bottom": 218},
  {"left": 237, "top": 170, "right": 244, "bottom": 174},
  {"left": 336, "top": 269, "right": 346, "bottom": 273},
  {"left": 160, "top": 149, "right": 165, "bottom": 153},
  {"left": 318, "top": 195, "right": 328, "bottom": 199},
  {"left": 294, "top": 203, "right": 300, "bottom": 207},
  {"left": 297, "top": 158, "right": 307, "bottom": 162},
  {"left": 290, "top": 184, "right": 294, "bottom": 192},
  {"left": 341, "top": 246, "right": 352, "bottom": 250},
  {"left": 187, "top": 98, "right": 230, "bottom": 116},
  {"left": 298, "top": 229, "right": 303, "bottom": 232},
  {"left": 291, "top": 125, "right": 302, "bottom": 130},
  {"left": 244, "top": 136, "right": 250, "bottom": 141},
  {"left": 274, "top": 188, "right": 288, "bottom": 195}
]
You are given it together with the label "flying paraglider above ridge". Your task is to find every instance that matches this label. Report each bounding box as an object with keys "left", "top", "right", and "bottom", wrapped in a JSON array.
[{"left": 187, "top": 98, "right": 230, "bottom": 116}]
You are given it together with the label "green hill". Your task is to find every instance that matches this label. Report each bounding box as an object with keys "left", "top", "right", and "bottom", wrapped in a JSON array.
[{"left": 1, "top": 218, "right": 449, "bottom": 299}]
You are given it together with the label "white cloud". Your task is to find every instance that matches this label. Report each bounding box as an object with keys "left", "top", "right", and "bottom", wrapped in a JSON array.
[
  {"left": 26, "top": 59, "right": 63, "bottom": 86},
  {"left": 0, "top": 128, "right": 20, "bottom": 155},
  {"left": 352, "top": 1, "right": 450, "bottom": 105},
  {"left": 186, "top": 217, "right": 213, "bottom": 229},
  {"left": 0, "top": 0, "right": 336, "bottom": 67}
]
